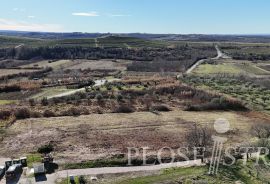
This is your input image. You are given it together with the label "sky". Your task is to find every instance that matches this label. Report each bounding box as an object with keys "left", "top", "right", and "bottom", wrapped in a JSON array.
[{"left": 0, "top": 0, "right": 270, "bottom": 34}]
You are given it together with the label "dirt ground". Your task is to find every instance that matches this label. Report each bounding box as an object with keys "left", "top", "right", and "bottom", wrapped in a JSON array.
[{"left": 0, "top": 110, "right": 266, "bottom": 163}]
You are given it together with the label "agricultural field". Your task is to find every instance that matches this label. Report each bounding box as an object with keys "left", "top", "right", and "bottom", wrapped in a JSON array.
[
  {"left": 193, "top": 59, "right": 270, "bottom": 76},
  {"left": 184, "top": 75, "right": 270, "bottom": 113}
]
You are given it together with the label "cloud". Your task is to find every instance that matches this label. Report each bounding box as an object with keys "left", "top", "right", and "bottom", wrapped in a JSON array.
[
  {"left": 72, "top": 12, "right": 99, "bottom": 17},
  {"left": 28, "top": 16, "right": 35, "bottom": 19},
  {"left": 0, "top": 18, "right": 63, "bottom": 32}
]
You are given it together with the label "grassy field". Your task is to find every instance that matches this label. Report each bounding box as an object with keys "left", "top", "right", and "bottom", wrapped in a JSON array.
[
  {"left": 27, "top": 154, "right": 42, "bottom": 168},
  {"left": 193, "top": 59, "right": 270, "bottom": 76},
  {"left": 0, "top": 110, "right": 264, "bottom": 162},
  {"left": 0, "top": 100, "right": 17, "bottom": 105},
  {"left": 194, "top": 63, "right": 242, "bottom": 75}
]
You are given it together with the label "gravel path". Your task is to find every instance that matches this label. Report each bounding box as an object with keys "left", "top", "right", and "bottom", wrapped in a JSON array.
[
  {"left": 16, "top": 160, "right": 202, "bottom": 184},
  {"left": 47, "top": 79, "right": 119, "bottom": 99},
  {"left": 185, "top": 45, "right": 229, "bottom": 74},
  {"left": 56, "top": 159, "right": 202, "bottom": 178}
]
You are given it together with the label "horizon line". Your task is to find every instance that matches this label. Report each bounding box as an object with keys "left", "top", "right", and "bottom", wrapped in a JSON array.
[{"left": 1, "top": 30, "right": 270, "bottom": 36}]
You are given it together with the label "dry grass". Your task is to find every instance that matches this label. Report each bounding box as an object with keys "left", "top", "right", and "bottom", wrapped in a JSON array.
[
  {"left": 20, "top": 59, "right": 74, "bottom": 69},
  {"left": 66, "top": 59, "right": 131, "bottom": 71},
  {"left": 0, "top": 69, "right": 39, "bottom": 77},
  {"left": 0, "top": 110, "right": 265, "bottom": 162}
]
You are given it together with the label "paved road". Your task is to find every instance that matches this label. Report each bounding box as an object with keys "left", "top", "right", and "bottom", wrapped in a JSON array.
[
  {"left": 14, "top": 44, "right": 24, "bottom": 49},
  {"left": 185, "top": 45, "right": 229, "bottom": 74}
]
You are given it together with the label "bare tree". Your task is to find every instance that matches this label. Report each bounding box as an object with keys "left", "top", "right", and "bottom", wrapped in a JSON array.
[
  {"left": 251, "top": 123, "right": 270, "bottom": 139},
  {"left": 186, "top": 123, "right": 213, "bottom": 162}
]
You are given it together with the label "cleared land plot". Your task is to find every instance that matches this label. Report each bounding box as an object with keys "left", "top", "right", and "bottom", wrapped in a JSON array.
[
  {"left": 0, "top": 110, "right": 263, "bottom": 162},
  {"left": 66, "top": 60, "right": 131, "bottom": 71},
  {"left": 193, "top": 63, "right": 242, "bottom": 75},
  {"left": 193, "top": 59, "right": 270, "bottom": 75},
  {"left": 0, "top": 68, "right": 39, "bottom": 77},
  {"left": 20, "top": 60, "right": 74, "bottom": 69},
  {"left": 21, "top": 59, "right": 131, "bottom": 71}
]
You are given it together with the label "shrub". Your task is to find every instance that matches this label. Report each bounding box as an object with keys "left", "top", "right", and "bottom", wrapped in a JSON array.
[
  {"left": 43, "top": 110, "right": 56, "bottom": 118},
  {"left": 79, "top": 176, "right": 87, "bottom": 184},
  {"left": 151, "top": 104, "right": 171, "bottom": 112},
  {"left": 41, "top": 97, "right": 49, "bottom": 106},
  {"left": 96, "top": 93, "right": 103, "bottom": 101},
  {"left": 185, "top": 97, "right": 248, "bottom": 111},
  {"left": 38, "top": 144, "right": 54, "bottom": 154},
  {"left": 116, "top": 94, "right": 123, "bottom": 101},
  {"left": 62, "top": 107, "right": 81, "bottom": 117},
  {"left": 0, "top": 85, "right": 21, "bottom": 93},
  {"left": 0, "top": 110, "right": 12, "bottom": 120},
  {"left": 29, "top": 99, "right": 36, "bottom": 106},
  {"left": 30, "top": 111, "right": 42, "bottom": 118},
  {"left": 15, "top": 108, "right": 31, "bottom": 119},
  {"left": 114, "top": 104, "right": 134, "bottom": 113}
]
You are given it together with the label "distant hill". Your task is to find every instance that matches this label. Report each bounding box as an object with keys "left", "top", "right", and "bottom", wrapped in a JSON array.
[{"left": 1, "top": 30, "right": 270, "bottom": 42}]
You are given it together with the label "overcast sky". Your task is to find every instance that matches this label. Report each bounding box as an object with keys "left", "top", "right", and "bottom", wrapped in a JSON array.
[{"left": 0, "top": 0, "right": 270, "bottom": 34}]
